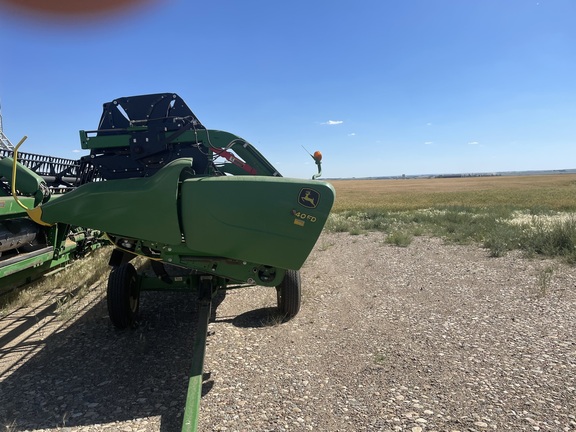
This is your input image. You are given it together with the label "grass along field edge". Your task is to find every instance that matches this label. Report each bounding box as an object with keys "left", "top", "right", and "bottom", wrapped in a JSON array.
[{"left": 326, "top": 175, "right": 576, "bottom": 262}]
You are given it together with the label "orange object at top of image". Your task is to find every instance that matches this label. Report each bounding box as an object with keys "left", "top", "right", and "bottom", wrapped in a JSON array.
[{"left": 0, "top": 0, "right": 155, "bottom": 17}]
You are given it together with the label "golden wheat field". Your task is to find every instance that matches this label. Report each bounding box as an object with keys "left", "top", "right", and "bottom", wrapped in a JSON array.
[{"left": 329, "top": 174, "right": 576, "bottom": 212}]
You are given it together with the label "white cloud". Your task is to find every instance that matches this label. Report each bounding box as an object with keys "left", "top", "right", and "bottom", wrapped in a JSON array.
[
  {"left": 72, "top": 149, "right": 82, "bottom": 153},
  {"left": 348, "top": 132, "right": 356, "bottom": 136},
  {"left": 322, "top": 120, "right": 343, "bottom": 125},
  {"left": 424, "top": 141, "right": 433, "bottom": 145},
  {"left": 426, "top": 122, "right": 432, "bottom": 126},
  {"left": 468, "top": 141, "right": 479, "bottom": 145}
]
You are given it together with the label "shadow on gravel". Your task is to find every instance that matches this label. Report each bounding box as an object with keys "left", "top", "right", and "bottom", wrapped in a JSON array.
[
  {"left": 230, "top": 307, "right": 283, "bottom": 328},
  {"left": 0, "top": 289, "right": 225, "bottom": 432}
]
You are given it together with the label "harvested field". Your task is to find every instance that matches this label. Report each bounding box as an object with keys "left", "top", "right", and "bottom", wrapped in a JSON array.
[{"left": 330, "top": 174, "right": 576, "bottom": 211}]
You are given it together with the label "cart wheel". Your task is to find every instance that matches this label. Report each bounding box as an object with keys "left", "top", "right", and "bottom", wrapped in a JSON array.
[
  {"left": 107, "top": 263, "right": 140, "bottom": 329},
  {"left": 276, "top": 270, "right": 301, "bottom": 320}
]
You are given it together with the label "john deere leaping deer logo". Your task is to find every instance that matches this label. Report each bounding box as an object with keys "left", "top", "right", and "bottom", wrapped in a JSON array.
[{"left": 298, "top": 188, "right": 320, "bottom": 209}]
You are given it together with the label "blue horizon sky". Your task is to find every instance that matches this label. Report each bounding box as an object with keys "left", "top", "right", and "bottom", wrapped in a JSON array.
[{"left": 1, "top": 0, "right": 574, "bottom": 179}]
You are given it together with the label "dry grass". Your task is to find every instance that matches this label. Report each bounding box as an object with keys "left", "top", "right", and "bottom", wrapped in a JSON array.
[
  {"left": 329, "top": 174, "right": 576, "bottom": 212},
  {"left": 0, "top": 247, "right": 111, "bottom": 317}
]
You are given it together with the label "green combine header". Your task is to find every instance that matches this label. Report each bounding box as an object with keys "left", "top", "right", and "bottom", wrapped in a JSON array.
[
  {"left": 2, "top": 93, "right": 335, "bottom": 431},
  {"left": 0, "top": 147, "right": 102, "bottom": 296}
]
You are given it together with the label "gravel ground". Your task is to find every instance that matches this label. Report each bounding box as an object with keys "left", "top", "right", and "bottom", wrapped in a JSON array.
[{"left": 1, "top": 232, "right": 576, "bottom": 431}]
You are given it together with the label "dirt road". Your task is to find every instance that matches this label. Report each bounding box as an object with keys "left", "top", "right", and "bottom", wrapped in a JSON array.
[{"left": 1, "top": 232, "right": 575, "bottom": 431}]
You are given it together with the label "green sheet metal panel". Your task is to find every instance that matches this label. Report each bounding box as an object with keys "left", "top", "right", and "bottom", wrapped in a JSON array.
[
  {"left": 79, "top": 129, "right": 143, "bottom": 150},
  {"left": 0, "top": 196, "right": 33, "bottom": 219},
  {"left": 181, "top": 176, "right": 335, "bottom": 270},
  {"left": 0, "top": 157, "right": 47, "bottom": 204},
  {"left": 39, "top": 159, "right": 191, "bottom": 245}
]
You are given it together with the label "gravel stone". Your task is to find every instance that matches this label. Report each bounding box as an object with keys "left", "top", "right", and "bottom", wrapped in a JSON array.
[{"left": 1, "top": 232, "right": 576, "bottom": 431}]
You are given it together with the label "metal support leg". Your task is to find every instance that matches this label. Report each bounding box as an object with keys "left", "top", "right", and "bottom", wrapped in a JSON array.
[{"left": 181, "top": 276, "right": 214, "bottom": 432}]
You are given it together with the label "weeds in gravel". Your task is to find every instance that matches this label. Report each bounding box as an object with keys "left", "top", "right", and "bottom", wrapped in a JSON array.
[
  {"left": 373, "top": 352, "right": 386, "bottom": 365},
  {"left": 519, "top": 216, "right": 576, "bottom": 262},
  {"left": 261, "top": 311, "right": 286, "bottom": 327},
  {"left": 0, "top": 247, "right": 111, "bottom": 316},
  {"left": 55, "top": 292, "right": 83, "bottom": 322},
  {"left": 325, "top": 205, "right": 576, "bottom": 262},
  {"left": 317, "top": 240, "right": 335, "bottom": 251},
  {"left": 326, "top": 176, "right": 576, "bottom": 261},
  {"left": 535, "top": 266, "right": 555, "bottom": 298},
  {"left": 385, "top": 230, "right": 413, "bottom": 247}
]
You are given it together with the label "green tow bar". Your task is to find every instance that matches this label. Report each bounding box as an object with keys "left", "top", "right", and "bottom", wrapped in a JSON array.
[{"left": 182, "top": 276, "right": 215, "bottom": 432}]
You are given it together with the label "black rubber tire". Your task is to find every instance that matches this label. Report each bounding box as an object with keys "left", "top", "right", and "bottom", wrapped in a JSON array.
[
  {"left": 107, "top": 263, "right": 140, "bottom": 329},
  {"left": 276, "top": 269, "right": 301, "bottom": 319}
]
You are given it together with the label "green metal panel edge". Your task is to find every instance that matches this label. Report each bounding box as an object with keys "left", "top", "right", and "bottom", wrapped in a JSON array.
[{"left": 40, "top": 159, "right": 193, "bottom": 245}]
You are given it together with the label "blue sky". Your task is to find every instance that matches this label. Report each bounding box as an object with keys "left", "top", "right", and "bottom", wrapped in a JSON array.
[{"left": 0, "top": 0, "right": 574, "bottom": 179}]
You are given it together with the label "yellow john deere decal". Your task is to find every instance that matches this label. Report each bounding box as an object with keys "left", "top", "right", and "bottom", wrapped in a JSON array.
[
  {"left": 294, "top": 219, "right": 305, "bottom": 227},
  {"left": 292, "top": 209, "right": 317, "bottom": 223},
  {"left": 298, "top": 188, "right": 320, "bottom": 209}
]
